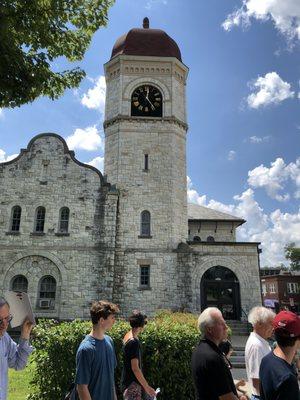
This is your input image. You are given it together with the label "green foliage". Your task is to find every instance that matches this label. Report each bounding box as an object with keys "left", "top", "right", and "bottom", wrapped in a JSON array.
[
  {"left": 285, "top": 242, "right": 300, "bottom": 270},
  {"left": 28, "top": 313, "right": 200, "bottom": 400},
  {"left": 0, "top": 0, "right": 114, "bottom": 108}
]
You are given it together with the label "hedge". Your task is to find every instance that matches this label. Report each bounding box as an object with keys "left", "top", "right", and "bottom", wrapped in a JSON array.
[{"left": 28, "top": 311, "right": 201, "bottom": 400}]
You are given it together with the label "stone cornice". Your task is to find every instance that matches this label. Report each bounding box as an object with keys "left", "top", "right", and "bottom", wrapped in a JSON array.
[{"left": 103, "top": 115, "right": 188, "bottom": 131}]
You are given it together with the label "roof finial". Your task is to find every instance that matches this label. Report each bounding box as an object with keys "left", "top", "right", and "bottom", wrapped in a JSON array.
[{"left": 143, "top": 17, "right": 149, "bottom": 29}]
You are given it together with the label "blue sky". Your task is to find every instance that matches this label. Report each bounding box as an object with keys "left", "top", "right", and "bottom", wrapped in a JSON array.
[{"left": 0, "top": 0, "right": 299, "bottom": 266}]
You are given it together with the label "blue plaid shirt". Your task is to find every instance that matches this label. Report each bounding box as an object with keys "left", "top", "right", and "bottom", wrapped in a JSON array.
[{"left": 0, "top": 333, "right": 33, "bottom": 400}]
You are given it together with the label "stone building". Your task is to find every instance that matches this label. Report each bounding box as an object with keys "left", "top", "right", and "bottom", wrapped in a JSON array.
[{"left": 0, "top": 19, "right": 262, "bottom": 320}]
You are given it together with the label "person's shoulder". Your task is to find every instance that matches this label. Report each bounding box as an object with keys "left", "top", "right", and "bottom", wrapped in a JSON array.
[
  {"left": 261, "top": 350, "right": 273, "bottom": 362},
  {"left": 194, "top": 341, "right": 221, "bottom": 362},
  {"left": 77, "top": 335, "right": 95, "bottom": 352},
  {"left": 2, "top": 332, "right": 14, "bottom": 345},
  {"left": 124, "top": 337, "right": 139, "bottom": 348},
  {"left": 104, "top": 334, "right": 116, "bottom": 348},
  {"left": 104, "top": 334, "right": 114, "bottom": 343},
  {"left": 247, "top": 332, "right": 261, "bottom": 345}
]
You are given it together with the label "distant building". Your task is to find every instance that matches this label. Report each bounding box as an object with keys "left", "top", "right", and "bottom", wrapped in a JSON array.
[
  {"left": 260, "top": 270, "right": 300, "bottom": 313},
  {"left": 260, "top": 267, "right": 281, "bottom": 277}
]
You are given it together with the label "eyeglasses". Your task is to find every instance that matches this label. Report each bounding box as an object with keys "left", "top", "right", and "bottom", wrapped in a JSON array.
[{"left": 0, "top": 315, "right": 13, "bottom": 325}]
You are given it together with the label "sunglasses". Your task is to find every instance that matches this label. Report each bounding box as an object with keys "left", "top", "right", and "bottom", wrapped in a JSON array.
[{"left": 0, "top": 315, "right": 13, "bottom": 325}]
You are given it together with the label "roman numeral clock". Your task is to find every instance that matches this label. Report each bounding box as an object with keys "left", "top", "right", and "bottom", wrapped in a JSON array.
[{"left": 131, "top": 85, "right": 163, "bottom": 117}]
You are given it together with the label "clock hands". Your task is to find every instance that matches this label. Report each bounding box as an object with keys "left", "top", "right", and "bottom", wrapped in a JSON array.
[{"left": 144, "top": 87, "right": 155, "bottom": 110}]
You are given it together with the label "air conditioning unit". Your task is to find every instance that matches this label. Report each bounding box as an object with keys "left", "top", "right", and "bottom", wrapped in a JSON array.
[{"left": 39, "top": 299, "right": 52, "bottom": 309}]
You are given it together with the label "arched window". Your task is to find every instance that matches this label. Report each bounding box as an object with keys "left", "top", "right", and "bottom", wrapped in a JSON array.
[
  {"left": 59, "top": 207, "right": 69, "bottom": 233},
  {"left": 193, "top": 236, "right": 201, "bottom": 242},
  {"left": 202, "top": 266, "right": 238, "bottom": 282},
  {"left": 10, "top": 206, "right": 22, "bottom": 232},
  {"left": 38, "top": 276, "right": 56, "bottom": 309},
  {"left": 35, "top": 207, "right": 46, "bottom": 232},
  {"left": 207, "top": 236, "right": 215, "bottom": 242},
  {"left": 11, "top": 275, "right": 28, "bottom": 292},
  {"left": 140, "top": 210, "right": 151, "bottom": 237}
]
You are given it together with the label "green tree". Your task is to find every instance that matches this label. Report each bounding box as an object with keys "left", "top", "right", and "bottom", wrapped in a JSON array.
[
  {"left": 0, "top": 0, "right": 114, "bottom": 108},
  {"left": 285, "top": 242, "right": 300, "bottom": 270}
]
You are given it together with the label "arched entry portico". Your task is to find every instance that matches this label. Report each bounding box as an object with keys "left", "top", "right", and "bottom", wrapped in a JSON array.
[{"left": 201, "top": 266, "right": 241, "bottom": 320}]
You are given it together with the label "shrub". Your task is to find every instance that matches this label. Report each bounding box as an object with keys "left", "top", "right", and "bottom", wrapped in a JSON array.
[{"left": 28, "top": 312, "right": 200, "bottom": 400}]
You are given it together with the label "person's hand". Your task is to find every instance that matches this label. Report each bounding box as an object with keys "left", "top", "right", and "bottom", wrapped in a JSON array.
[
  {"left": 236, "top": 379, "right": 246, "bottom": 387},
  {"left": 145, "top": 385, "right": 157, "bottom": 398},
  {"left": 21, "top": 318, "right": 34, "bottom": 340}
]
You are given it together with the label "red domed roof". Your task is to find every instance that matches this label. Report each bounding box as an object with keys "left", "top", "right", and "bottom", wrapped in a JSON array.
[{"left": 111, "top": 18, "right": 182, "bottom": 61}]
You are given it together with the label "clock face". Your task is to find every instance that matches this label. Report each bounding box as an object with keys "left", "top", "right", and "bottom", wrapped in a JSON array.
[{"left": 131, "top": 85, "right": 162, "bottom": 117}]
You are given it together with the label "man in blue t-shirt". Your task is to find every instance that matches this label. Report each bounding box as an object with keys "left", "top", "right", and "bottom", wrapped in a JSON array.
[
  {"left": 259, "top": 310, "right": 300, "bottom": 400},
  {"left": 75, "top": 300, "right": 119, "bottom": 400}
]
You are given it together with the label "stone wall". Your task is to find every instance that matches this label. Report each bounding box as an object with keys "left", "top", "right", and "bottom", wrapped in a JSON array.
[
  {"left": 188, "top": 220, "right": 237, "bottom": 242},
  {"left": 0, "top": 134, "right": 118, "bottom": 319}
]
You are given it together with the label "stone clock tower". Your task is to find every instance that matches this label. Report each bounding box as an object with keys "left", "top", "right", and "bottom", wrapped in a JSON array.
[{"left": 104, "top": 18, "right": 189, "bottom": 313}]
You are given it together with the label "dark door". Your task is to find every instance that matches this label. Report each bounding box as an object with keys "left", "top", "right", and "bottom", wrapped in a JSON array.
[{"left": 201, "top": 266, "right": 241, "bottom": 320}]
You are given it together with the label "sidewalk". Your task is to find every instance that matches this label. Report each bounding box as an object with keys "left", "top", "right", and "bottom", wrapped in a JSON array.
[{"left": 231, "top": 335, "right": 251, "bottom": 397}]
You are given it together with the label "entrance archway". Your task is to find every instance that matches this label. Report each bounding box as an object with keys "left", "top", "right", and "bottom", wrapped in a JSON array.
[{"left": 201, "top": 266, "right": 241, "bottom": 320}]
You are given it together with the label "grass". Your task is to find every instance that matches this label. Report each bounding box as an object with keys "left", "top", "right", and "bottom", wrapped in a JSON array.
[{"left": 8, "top": 359, "right": 34, "bottom": 400}]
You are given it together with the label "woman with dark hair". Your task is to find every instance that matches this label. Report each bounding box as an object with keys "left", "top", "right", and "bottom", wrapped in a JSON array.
[{"left": 122, "top": 311, "right": 156, "bottom": 400}]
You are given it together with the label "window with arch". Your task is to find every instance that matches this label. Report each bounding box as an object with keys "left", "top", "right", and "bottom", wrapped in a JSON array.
[
  {"left": 38, "top": 276, "right": 56, "bottom": 309},
  {"left": 140, "top": 210, "right": 151, "bottom": 237},
  {"left": 11, "top": 275, "right": 28, "bottom": 292},
  {"left": 59, "top": 207, "right": 70, "bottom": 233},
  {"left": 193, "top": 236, "right": 201, "bottom": 242},
  {"left": 207, "top": 236, "right": 215, "bottom": 242},
  {"left": 35, "top": 207, "right": 46, "bottom": 232},
  {"left": 10, "top": 205, "right": 22, "bottom": 232},
  {"left": 131, "top": 85, "right": 163, "bottom": 117}
]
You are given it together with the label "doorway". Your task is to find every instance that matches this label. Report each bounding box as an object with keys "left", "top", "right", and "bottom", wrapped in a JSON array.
[{"left": 201, "top": 266, "right": 241, "bottom": 320}]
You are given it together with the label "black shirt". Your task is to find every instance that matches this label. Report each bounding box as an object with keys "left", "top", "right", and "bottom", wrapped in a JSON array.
[
  {"left": 191, "top": 338, "right": 238, "bottom": 400},
  {"left": 259, "top": 351, "right": 300, "bottom": 400},
  {"left": 122, "top": 338, "right": 142, "bottom": 390}
]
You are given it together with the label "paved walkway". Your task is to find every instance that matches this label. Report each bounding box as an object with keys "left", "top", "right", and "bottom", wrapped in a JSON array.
[{"left": 231, "top": 335, "right": 252, "bottom": 397}]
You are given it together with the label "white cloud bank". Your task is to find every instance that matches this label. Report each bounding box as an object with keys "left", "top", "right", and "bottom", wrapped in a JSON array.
[
  {"left": 87, "top": 156, "right": 104, "bottom": 172},
  {"left": 66, "top": 126, "right": 104, "bottom": 151},
  {"left": 223, "top": 0, "right": 300, "bottom": 44},
  {"left": 81, "top": 76, "right": 106, "bottom": 113},
  {"left": 248, "top": 157, "right": 300, "bottom": 201},
  {"left": 247, "top": 72, "right": 294, "bottom": 109},
  {"left": 0, "top": 149, "right": 18, "bottom": 162},
  {"left": 187, "top": 156, "right": 300, "bottom": 266}
]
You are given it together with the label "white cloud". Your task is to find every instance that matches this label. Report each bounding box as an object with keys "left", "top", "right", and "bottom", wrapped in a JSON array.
[
  {"left": 66, "top": 126, "right": 103, "bottom": 151},
  {"left": 222, "top": 0, "right": 300, "bottom": 45},
  {"left": 228, "top": 150, "right": 236, "bottom": 161},
  {"left": 248, "top": 157, "right": 300, "bottom": 201},
  {"left": 0, "top": 149, "right": 18, "bottom": 162},
  {"left": 87, "top": 156, "right": 104, "bottom": 172},
  {"left": 187, "top": 176, "right": 207, "bottom": 205},
  {"left": 249, "top": 135, "right": 270, "bottom": 143},
  {"left": 187, "top": 176, "right": 300, "bottom": 266},
  {"left": 81, "top": 76, "right": 106, "bottom": 113},
  {"left": 247, "top": 72, "right": 294, "bottom": 109},
  {"left": 145, "top": 0, "right": 167, "bottom": 10}
]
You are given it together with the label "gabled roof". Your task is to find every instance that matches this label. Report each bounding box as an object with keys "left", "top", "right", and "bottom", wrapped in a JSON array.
[{"left": 188, "top": 203, "right": 245, "bottom": 225}]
